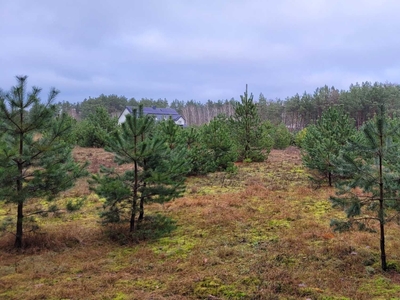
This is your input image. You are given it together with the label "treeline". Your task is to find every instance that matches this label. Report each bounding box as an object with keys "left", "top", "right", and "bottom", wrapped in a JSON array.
[
  {"left": 58, "top": 82, "right": 400, "bottom": 129},
  {"left": 283, "top": 83, "right": 400, "bottom": 130},
  {"left": 60, "top": 94, "right": 169, "bottom": 120}
]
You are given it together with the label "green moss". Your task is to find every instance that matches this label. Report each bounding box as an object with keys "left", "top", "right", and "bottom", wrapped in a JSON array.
[
  {"left": 267, "top": 219, "right": 291, "bottom": 229},
  {"left": 240, "top": 276, "right": 262, "bottom": 293},
  {"left": 85, "top": 193, "right": 100, "bottom": 207},
  {"left": 241, "top": 277, "right": 261, "bottom": 286},
  {"left": 0, "top": 266, "right": 15, "bottom": 277},
  {"left": 302, "top": 199, "right": 332, "bottom": 219},
  {"left": 108, "top": 247, "right": 138, "bottom": 259},
  {"left": 193, "top": 277, "right": 246, "bottom": 299},
  {"left": 107, "top": 247, "right": 139, "bottom": 271},
  {"left": 113, "top": 292, "right": 128, "bottom": 300},
  {"left": 359, "top": 276, "right": 400, "bottom": 297},
  {"left": 152, "top": 235, "right": 197, "bottom": 258},
  {"left": 134, "top": 278, "right": 161, "bottom": 291},
  {"left": 291, "top": 167, "right": 305, "bottom": 174},
  {"left": 198, "top": 186, "right": 217, "bottom": 195},
  {"left": 0, "top": 290, "right": 19, "bottom": 298},
  {"left": 0, "top": 273, "right": 24, "bottom": 281},
  {"left": 199, "top": 186, "right": 241, "bottom": 195},
  {"left": 192, "top": 228, "right": 208, "bottom": 238},
  {"left": 247, "top": 226, "right": 280, "bottom": 245}
]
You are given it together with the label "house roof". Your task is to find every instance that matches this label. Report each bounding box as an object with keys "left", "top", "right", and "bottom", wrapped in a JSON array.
[{"left": 125, "top": 106, "right": 184, "bottom": 122}]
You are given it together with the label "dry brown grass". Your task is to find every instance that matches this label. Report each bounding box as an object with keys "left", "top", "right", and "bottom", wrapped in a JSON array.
[
  {"left": 73, "top": 146, "right": 135, "bottom": 174},
  {"left": 1, "top": 146, "right": 400, "bottom": 299}
]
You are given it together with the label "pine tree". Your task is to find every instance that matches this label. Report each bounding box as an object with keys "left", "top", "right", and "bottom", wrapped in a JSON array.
[
  {"left": 302, "top": 107, "right": 355, "bottom": 186},
  {"left": 330, "top": 105, "right": 400, "bottom": 271},
  {"left": 0, "top": 76, "right": 87, "bottom": 248},
  {"left": 201, "top": 115, "right": 238, "bottom": 171},
  {"left": 75, "top": 106, "right": 118, "bottom": 148},
  {"left": 178, "top": 127, "right": 215, "bottom": 175},
  {"left": 231, "top": 85, "right": 267, "bottom": 162},
  {"left": 157, "top": 117, "right": 181, "bottom": 150},
  {"left": 268, "top": 123, "right": 292, "bottom": 150},
  {"left": 92, "top": 107, "right": 189, "bottom": 233}
]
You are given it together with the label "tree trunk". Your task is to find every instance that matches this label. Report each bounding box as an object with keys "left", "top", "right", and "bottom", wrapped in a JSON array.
[
  {"left": 379, "top": 204, "right": 387, "bottom": 271},
  {"left": 130, "top": 197, "right": 137, "bottom": 233},
  {"left": 138, "top": 156, "right": 146, "bottom": 225},
  {"left": 379, "top": 133, "right": 387, "bottom": 271},
  {"left": 138, "top": 198, "right": 144, "bottom": 222},
  {"left": 130, "top": 147, "right": 139, "bottom": 232},
  {"left": 14, "top": 202, "right": 23, "bottom": 248},
  {"left": 328, "top": 171, "right": 332, "bottom": 187},
  {"left": 138, "top": 184, "right": 145, "bottom": 225},
  {"left": 15, "top": 128, "right": 24, "bottom": 248}
]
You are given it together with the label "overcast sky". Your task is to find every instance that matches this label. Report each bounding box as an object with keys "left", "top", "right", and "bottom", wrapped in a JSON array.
[{"left": 1, "top": 0, "right": 400, "bottom": 104}]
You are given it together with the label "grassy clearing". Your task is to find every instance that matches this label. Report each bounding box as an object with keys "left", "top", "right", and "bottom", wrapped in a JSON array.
[{"left": 1, "top": 147, "right": 400, "bottom": 299}]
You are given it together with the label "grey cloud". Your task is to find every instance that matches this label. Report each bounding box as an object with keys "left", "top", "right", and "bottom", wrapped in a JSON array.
[{"left": 2, "top": 0, "right": 400, "bottom": 103}]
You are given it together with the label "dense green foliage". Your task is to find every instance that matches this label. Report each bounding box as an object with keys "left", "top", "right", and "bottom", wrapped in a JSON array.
[
  {"left": 171, "top": 120, "right": 237, "bottom": 176},
  {"left": 294, "top": 128, "right": 307, "bottom": 147},
  {"left": 231, "top": 85, "right": 269, "bottom": 162},
  {"left": 302, "top": 107, "right": 356, "bottom": 186},
  {"left": 75, "top": 106, "right": 118, "bottom": 148},
  {"left": 330, "top": 106, "right": 400, "bottom": 271},
  {"left": 201, "top": 115, "right": 238, "bottom": 171},
  {"left": 156, "top": 117, "right": 182, "bottom": 150},
  {"left": 59, "top": 94, "right": 169, "bottom": 120},
  {"left": 78, "top": 94, "right": 128, "bottom": 119},
  {"left": 92, "top": 107, "right": 190, "bottom": 232},
  {"left": 178, "top": 127, "right": 215, "bottom": 175},
  {"left": 270, "top": 123, "right": 292, "bottom": 149},
  {"left": 0, "top": 76, "right": 87, "bottom": 248}
]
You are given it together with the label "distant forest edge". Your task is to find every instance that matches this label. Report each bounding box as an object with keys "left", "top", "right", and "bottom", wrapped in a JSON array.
[{"left": 58, "top": 82, "right": 400, "bottom": 129}]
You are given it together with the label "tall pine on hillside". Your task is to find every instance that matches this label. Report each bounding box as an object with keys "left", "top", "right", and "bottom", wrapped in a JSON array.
[
  {"left": 330, "top": 105, "right": 400, "bottom": 271},
  {"left": 302, "top": 107, "right": 355, "bottom": 186},
  {"left": 231, "top": 85, "right": 268, "bottom": 162},
  {"left": 0, "top": 76, "right": 87, "bottom": 248}
]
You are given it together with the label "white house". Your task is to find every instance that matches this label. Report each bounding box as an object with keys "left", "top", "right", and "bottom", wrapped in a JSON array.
[{"left": 118, "top": 106, "right": 186, "bottom": 126}]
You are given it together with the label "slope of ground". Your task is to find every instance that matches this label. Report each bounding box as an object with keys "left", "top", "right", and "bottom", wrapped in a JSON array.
[{"left": 1, "top": 147, "right": 400, "bottom": 299}]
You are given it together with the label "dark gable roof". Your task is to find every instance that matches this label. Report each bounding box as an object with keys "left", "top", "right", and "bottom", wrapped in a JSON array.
[{"left": 126, "top": 106, "right": 183, "bottom": 121}]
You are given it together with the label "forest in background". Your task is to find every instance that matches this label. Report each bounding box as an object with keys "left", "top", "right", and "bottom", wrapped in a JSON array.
[{"left": 58, "top": 81, "right": 400, "bottom": 129}]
